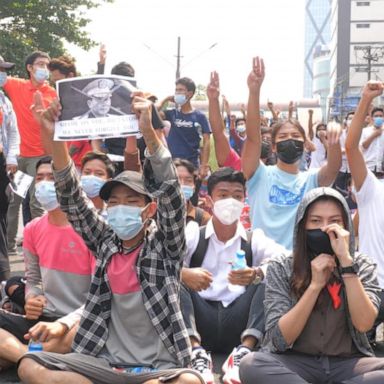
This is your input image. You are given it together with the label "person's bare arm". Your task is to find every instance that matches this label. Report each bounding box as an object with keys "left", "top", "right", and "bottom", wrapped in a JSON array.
[
  {"left": 345, "top": 81, "right": 384, "bottom": 191},
  {"left": 199, "top": 133, "right": 210, "bottom": 179},
  {"left": 267, "top": 101, "right": 279, "bottom": 123},
  {"left": 279, "top": 255, "right": 335, "bottom": 345},
  {"left": 157, "top": 96, "right": 174, "bottom": 119},
  {"left": 32, "top": 93, "right": 70, "bottom": 171},
  {"left": 288, "top": 100, "right": 294, "bottom": 120},
  {"left": 242, "top": 57, "right": 265, "bottom": 180},
  {"left": 207, "top": 71, "right": 231, "bottom": 166},
  {"left": 124, "top": 136, "right": 142, "bottom": 172},
  {"left": 308, "top": 109, "right": 314, "bottom": 141},
  {"left": 361, "top": 129, "right": 382, "bottom": 150},
  {"left": 318, "top": 122, "right": 342, "bottom": 187}
]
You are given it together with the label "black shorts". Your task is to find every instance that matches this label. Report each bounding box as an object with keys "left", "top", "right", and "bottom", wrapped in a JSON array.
[{"left": 0, "top": 309, "right": 58, "bottom": 343}]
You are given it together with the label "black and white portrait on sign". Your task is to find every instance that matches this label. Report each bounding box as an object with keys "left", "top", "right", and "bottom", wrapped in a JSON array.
[{"left": 54, "top": 75, "right": 140, "bottom": 141}]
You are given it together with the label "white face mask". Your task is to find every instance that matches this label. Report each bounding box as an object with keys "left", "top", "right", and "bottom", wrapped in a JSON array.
[{"left": 213, "top": 198, "right": 244, "bottom": 225}]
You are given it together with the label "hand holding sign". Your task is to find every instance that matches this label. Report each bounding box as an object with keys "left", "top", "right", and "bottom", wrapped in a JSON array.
[{"left": 53, "top": 75, "right": 139, "bottom": 141}]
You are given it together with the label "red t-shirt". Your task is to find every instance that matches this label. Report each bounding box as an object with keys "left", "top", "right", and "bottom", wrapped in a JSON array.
[
  {"left": 4, "top": 77, "right": 57, "bottom": 157},
  {"left": 67, "top": 140, "right": 92, "bottom": 169}
]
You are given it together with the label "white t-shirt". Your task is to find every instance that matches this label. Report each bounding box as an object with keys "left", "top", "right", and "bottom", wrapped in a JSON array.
[
  {"left": 355, "top": 171, "right": 384, "bottom": 287},
  {"left": 360, "top": 126, "right": 384, "bottom": 172},
  {"left": 184, "top": 219, "right": 287, "bottom": 307},
  {"left": 310, "top": 136, "right": 327, "bottom": 169}
]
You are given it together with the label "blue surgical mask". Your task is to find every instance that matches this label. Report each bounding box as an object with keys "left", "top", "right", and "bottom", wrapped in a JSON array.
[
  {"left": 107, "top": 204, "right": 146, "bottom": 240},
  {"left": 34, "top": 68, "right": 49, "bottom": 83},
  {"left": 373, "top": 117, "right": 383, "bottom": 128},
  {"left": 0, "top": 72, "right": 7, "bottom": 87},
  {"left": 35, "top": 181, "right": 59, "bottom": 211},
  {"left": 174, "top": 94, "right": 187, "bottom": 106},
  {"left": 80, "top": 175, "right": 106, "bottom": 198},
  {"left": 181, "top": 185, "right": 194, "bottom": 201},
  {"left": 236, "top": 124, "right": 246, "bottom": 133}
]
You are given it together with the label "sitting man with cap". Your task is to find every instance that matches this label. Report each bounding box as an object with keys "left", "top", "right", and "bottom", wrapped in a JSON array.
[
  {"left": 74, "top": 78, "right": 115, "bottom": 119},
  {"left": 18, "top": 93, "right": 203, "bottom": 384}
]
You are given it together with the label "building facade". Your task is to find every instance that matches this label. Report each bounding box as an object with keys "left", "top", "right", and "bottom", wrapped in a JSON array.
[
  {"left": 329, "top": 0, "right": 384, "bottom": 119},
  {"left": 304, "top": 0, "right": 332, "bottom": 98}
]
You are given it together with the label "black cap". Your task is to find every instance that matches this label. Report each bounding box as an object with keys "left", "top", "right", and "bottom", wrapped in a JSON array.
[{"left": 0, "top": 56, "right": 15, "bottom": 70}]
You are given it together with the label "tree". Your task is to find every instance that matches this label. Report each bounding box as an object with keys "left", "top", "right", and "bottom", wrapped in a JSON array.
[{"left": 0, "top": 0, "right": 113, "bottom": 77}]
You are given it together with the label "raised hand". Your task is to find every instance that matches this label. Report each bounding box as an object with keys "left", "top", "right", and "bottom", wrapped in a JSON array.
[
  {"left": 247, "top": 56, "right": 265, "bottom": 93},
  {"left": 31, "top": 91, "right": 60, "bottom": 141},
  {"left": 132, "top": 96, "right": 152, "bottom": 132},
  {"left": 326, "top": 121, "right": 342, "bottom": 146},
  {"left": 99, "top": 43, "right": 107, "bottom": 64},
  {"left": 207, "top": 71, "right": 220, "bottom": 100},
  {"left": 362, "top": 81, "right": 384, "bottom": 101}
]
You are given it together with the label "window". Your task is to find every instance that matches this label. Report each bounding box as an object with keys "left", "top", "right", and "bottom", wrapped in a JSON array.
[
  {"left": 356, "top": 23, "right": 370, "bottom": 28},
  {"left": 356, "top": 1, "right": 370, "bottom": 5}
]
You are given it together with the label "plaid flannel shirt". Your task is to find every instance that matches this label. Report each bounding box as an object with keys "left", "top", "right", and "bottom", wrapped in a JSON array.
[{"left": 53, "top": 147, "right": 191, "bottom": 367}]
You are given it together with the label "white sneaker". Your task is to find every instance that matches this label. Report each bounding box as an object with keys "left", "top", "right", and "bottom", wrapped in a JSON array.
[
  {"left": 190, "top": 347, "right": 214, "bottom": 384},
  {"left": 222, "top": 346, "right": 251, "bottom": 384}
]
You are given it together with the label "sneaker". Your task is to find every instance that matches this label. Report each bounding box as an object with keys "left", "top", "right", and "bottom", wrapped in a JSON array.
[
  {"left": 190, "top": 347, "right": 214, "bottom": 384},
  {"left": 222, "top": 346, "right": 251, "bottom": 384}
]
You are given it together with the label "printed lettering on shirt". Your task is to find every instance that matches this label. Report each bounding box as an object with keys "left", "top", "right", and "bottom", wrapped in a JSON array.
[{"left": 269, "top": 183, "right": 306, "bottom": 206}]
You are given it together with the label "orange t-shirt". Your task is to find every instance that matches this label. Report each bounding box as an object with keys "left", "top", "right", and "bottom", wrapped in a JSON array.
[{"left": 4, "top": 77, "right": 57, "bottom": 157}]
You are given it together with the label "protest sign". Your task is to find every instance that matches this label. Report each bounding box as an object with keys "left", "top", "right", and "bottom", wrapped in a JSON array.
[
  {"left": 9, "top": 171, "right": 34, "bottom": 198},
  {"left": 54, "top": 75, "right": 140, "bottom": 141}
]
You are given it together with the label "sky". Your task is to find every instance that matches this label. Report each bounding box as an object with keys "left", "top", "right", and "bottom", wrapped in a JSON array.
[{"left": 71, "top": 0, "right": 306, "bottom": 104}]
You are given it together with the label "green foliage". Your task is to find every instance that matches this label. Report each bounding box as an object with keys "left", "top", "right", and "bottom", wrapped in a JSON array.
[{"left": 0, "top": 0, "right": 113, "bottom": 77}]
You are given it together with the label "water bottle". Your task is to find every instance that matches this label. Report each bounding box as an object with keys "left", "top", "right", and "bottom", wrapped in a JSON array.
[
  {"left": 28, "top": 340, "right": 43, "bottom": 352},
  {"left": 228, "top": 250, "right": 247, "bottom": 292}
]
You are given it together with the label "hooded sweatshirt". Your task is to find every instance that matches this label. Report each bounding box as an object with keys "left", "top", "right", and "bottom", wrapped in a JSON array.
[{"left": 262, "top": 187, "right": 381, "bottom": 357}]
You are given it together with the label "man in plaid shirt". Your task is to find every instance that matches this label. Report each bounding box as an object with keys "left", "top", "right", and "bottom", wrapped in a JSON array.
[{"left": 18, "top": 93, "right": 203, "bottom": 384}]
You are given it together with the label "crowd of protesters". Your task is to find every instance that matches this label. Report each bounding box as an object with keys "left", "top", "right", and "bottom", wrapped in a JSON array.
[{"left": 0, "top": 47, "right": 383, "bottom": 384}]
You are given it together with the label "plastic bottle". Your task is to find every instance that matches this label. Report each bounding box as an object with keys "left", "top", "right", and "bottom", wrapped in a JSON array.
[
  {"left": 228, "top": 250, "right": 247, "bottom": 292},
  {"left": 28, "top": 340, "right": 43, "bottom": 352}
]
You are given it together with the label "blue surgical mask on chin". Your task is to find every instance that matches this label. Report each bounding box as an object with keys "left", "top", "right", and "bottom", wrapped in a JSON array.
[
  {"left": 34, "top": 68, "right": 49, "bottom": 83},
  {"left": 174, "top": 94, "right": 187, "bottom": 106},
  {"left": 107, "top": 204, "right": 147, "bottom": 241},
  {"left": 80, "top": 175, "right": 106, "bottom": 198},
  {"left": 35, "top": 181, "right": 59, "bottom": 211},
  {"left": 181, "top": 185, "right": 194, "bottom": 201},
  {"left": 0, "top": 72, "right": 7, "bottom": 87}
]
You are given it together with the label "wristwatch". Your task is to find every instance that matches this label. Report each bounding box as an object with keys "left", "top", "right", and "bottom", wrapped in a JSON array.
[
  {"left": 252, "top": 267, "right": 263, "bottom": 285},
  {"left": 339, "top": 263, "right": 359, "bottom": 275}
]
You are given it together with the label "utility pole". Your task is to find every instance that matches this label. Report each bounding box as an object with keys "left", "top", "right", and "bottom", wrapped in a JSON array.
[
  {"left": 354, "top": 45, "right": 384, "bottom": 81},
  {"left": 175, "top": 36, "right": 181, "bottom": 80}
]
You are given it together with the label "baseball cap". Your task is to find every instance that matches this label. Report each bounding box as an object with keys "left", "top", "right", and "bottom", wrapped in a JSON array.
[
  {"left": 0, "top": 56, "right": 15, "bottom": 70},
  {"left": 99, "top": 170, "right": 151, "bottom": 201}
]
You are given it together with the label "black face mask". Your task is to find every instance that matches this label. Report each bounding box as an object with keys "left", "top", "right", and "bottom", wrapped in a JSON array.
[
  {"left": 306, "top": 228, "right": 334, "bottom": 259},
  {"left": 8, "top": 284, "right": 26, "bottom": 306},
  {"left": 276, "top": 139, "right": 304, "bottom": 164},
  {"left": 261, "top": 140, "right": 271, "bottom": 159}
]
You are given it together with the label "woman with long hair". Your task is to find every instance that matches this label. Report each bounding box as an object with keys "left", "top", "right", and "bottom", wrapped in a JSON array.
[{"left": 239, "top": 187, "right": 384, "bottom": 384}]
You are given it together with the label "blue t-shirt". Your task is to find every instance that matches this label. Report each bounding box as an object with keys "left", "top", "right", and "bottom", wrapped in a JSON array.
[
  {"left": 247, "top": 163, "right": 319, "bottom": 250},
  {"left": 165, "top": 109, "right": 211, "bottom": 167}
]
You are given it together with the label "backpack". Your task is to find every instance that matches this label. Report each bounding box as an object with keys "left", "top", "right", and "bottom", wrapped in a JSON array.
[{"left": 189, "top": 226, "right": 253, "bottom": 268}]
